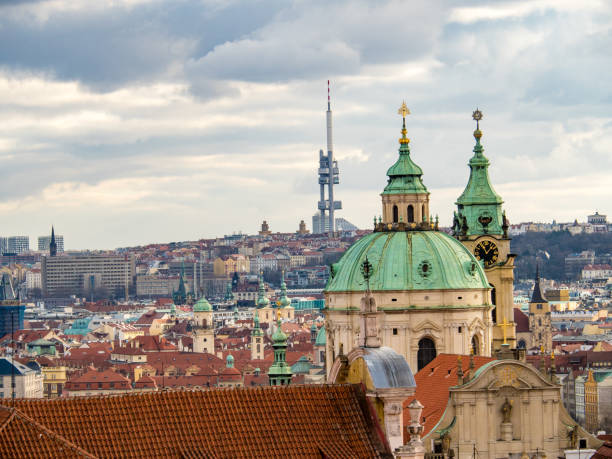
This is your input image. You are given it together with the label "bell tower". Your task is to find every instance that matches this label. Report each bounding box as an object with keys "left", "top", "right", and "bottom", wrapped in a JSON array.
[
  {"left": 528, "top": 265, "right": 552, "bottom": 353},
  {"left": 454, "top": 110, "right": 516, "bottom": 350},
  {"left": 192, "top": 297, "right": 214, "bottom": 354},
  {"left": 381, "top": 102, "right": 430, "bottom": 226}
]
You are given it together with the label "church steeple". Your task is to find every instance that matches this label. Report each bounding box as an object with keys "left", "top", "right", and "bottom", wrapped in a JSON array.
[
  {"left": 381, "top": 102, "right": 430, "bottom": 226},
  {"left": 173, "top": 262, "right": 187, "bottom": 305},
  {"left": 455, "top": 110, "right": 504, "bottom": 237},
  {"left": 268, "top": 308, "right": 292, "bottom": 386},
  {"left": 256, "top": 272, "right": 270, "bottom": 308},
  {"left": 530, "top": 264, "right": 547, "bottom": 304},
  {"left": 251, "top": 310, "right": 264, "bottom": 360},
  {"left": 279, "top": 270, "right": 290, "bottom": 308},
  {"left": 49, "top": 226, "right": 57, "bottom": 257}
]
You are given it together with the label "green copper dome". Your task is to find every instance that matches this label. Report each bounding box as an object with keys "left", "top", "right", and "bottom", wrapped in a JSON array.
[
  {"left": 326, "top": 231, "right": 489, "bottom": 293},
  {"left": 271, "top": 320, "right": 287, "bottom": 343},
  {"left": 193, "top": 297, "right": 212, "bottom": 312}
]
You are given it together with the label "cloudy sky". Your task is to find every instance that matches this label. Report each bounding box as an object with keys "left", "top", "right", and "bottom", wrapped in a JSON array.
[{"left": 0, "top": 0, "right": 610, "bottom": 249}]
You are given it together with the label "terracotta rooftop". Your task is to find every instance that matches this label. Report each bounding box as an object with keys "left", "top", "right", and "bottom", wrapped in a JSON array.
[
  {"left": 593, "top": 442, "right": 612, "bottom": 459},
  {"left": 404, "top": 353, "right": 494, "bottom": 440},
  {"left": 3, "top": 385, "right": 390, "bottom": 458}
]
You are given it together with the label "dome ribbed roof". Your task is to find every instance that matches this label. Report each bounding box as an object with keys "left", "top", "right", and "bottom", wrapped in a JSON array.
[
  {"left": 193, "top": 297, "right": 212, "bottom": 312},
  {"left": 325, "top": 231, "right": 489, "bottom": 292}
]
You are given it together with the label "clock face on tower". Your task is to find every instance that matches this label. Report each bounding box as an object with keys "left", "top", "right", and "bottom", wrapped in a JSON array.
[{"left": 474, "top": 240, "right": 499, "bottom": 267}]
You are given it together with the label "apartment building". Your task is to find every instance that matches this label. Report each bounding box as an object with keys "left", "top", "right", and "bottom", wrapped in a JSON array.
[{"left": 42, "top": 253, "right": 135, "bottom": 296}]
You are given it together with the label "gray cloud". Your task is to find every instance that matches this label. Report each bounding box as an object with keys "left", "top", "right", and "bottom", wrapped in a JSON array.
[{"left": 0, "top": 0, "right": 610, "bottom": 248}]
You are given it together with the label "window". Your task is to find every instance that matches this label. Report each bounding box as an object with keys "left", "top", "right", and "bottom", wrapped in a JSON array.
[
  {"left": 393, "top": 328, "right": 398, "bottom": 335},
  {"left": 417, "top": 337, "right": 436, "bottom": 371},
  {"left": 472, "top": 335, "right": 479, "bottom": 355},
  {"left": 422, "top": 205, "right": 426, "bottom": 223},
  {"left": 391, "top": 298, "right": 397, "bottom": 302},
  {"left": 407, "top": 205, "right": 414, "bottom": 223},
  {"left": 393, "top": 205, "right": 399, "bottom": 223},
  {"left": 537, "top": 304, "right": 542, "bottom": 309},
  {"left": 458, "top": 326, "right": 462, "bottom": 333}
]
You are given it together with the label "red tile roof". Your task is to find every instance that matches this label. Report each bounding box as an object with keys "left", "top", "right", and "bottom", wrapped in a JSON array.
[
  {"left": 0, "top": 406, "right": 95, "bottom": 458},
  {"left": 404, "top": 354, "right": 495, "bottom": 440},
  {"left": 593, "top": 442, "right": 612, "bottom": 459},
  {"left": 3, "top": 385, "right": 390, "bottom": 458}
]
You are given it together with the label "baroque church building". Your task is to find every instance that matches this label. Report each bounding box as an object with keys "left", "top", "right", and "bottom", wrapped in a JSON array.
[{"left": 324, "top": 105, "right": 514, "bottom": 374}]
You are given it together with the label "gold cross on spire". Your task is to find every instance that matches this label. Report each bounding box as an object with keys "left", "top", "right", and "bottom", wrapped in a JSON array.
[
  {"left": 398, "top": 101, "right": 410, "bottom": 145},
  {"left": 499, "top": 317, "right": 513, "bottom": 345}
]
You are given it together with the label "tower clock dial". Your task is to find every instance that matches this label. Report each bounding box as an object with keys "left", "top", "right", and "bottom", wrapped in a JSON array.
[{"left": 474, "top": 240, "right": 499, "bottom": 267}]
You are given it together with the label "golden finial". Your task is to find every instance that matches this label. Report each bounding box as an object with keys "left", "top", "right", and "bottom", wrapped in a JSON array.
[
  {"left": 398, "top": 101, "right": 410, "bottom": 145},
  {"left": 472, "top": 108, "right": 483, "bottom": 140},
  {"left": 398, "top": 101, "right": 410, "bottom": 118}
]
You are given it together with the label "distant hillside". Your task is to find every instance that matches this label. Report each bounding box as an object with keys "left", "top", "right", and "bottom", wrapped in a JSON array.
[{"left": 510, "top": 231, "right": 612, "bottom": 281}]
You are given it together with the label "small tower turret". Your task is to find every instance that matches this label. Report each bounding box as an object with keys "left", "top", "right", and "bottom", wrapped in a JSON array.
[
  {"left": 251, "top": 310, "right": 264, "bottom": 360},
  {"left": 528, "top": 264, "right": 552, "bottom": 353},
  {"left": 268, "top": 309, "right": 292, "bottom": 386},
  {"left": 192, "top": 297, "right": 214, "bottom": 354},
  {"left": 381, "top": 102, "right": 430, "bottom": 226}
]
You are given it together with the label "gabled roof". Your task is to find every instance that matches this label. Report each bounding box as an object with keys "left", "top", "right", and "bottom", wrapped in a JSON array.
[
  {"left": 4, "top": 385, "right": 390, "bottom": 458},
  {"left": 0, "top": 406, "right": 95, "bottom": 458},
  {"left": 404, "top": 353, "right": 494, "bottom": 439}
]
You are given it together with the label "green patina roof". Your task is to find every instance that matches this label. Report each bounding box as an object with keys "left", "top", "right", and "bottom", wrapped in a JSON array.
[
  {"left": 454, "top": 127, "right": 504, "bottom": 237},
  {"left": 382, "top": 117, "right": 428, "bottom": 196},
  {"left": 272, "top": 320, "right": 287, "bottom": 344},
  {"left": 315, "top": 325, "right": 326, "bottom": 346},
  {"left": 325, "top": 231, "right": 489, "bottom": 293},
  {"left": 193, "top": 297, "right": 212, "bottom": 312},
  {"left": 291, "top": 356, "right": 312, "bottom": 374},
  {"left": 456, "top": 131, "right": 502, "bottom": 206}
]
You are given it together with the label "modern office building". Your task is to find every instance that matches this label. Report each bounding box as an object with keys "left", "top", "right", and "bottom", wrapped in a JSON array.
[
  {"left": 38, "top": 234, "right": 64, "bottom": 253},
  {"left": 0, "top": 273, "right": 25, "bottom": 336},
  {"left": 42, "top": 254, "right": 135, "bottom": 297},
  {"left": 7, "top": 236, "right": 29, "bottom": 254}
]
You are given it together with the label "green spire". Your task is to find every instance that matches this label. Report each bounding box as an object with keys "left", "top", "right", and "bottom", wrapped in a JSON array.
[
  {"left": 252, "top": 310, "right": 263, "bottom": 337},
  {"left": 382, "top": 102, "right": 428, "bottom": 195},
  {"left": 173, "top": 262, "right": 187, "bottom": 305},
  {"left": 455, "top": 109, "right": 504, "bottom": 237},
  {"left": 224, "top": 282, "right": 234, "bottom": 302},
  {"left": 256, "top": 272, "right": 270, "bottom": 308},
  {"left": 279, "top": 270, "right": 291, "bottom": 308},
  {"left": 268, "top": 309, "right": 292, "bottom": 386}
]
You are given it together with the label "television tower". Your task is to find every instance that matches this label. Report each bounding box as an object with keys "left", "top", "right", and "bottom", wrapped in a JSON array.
[{"left": 317, "top": 81, "right": 341, "bottom": 236}]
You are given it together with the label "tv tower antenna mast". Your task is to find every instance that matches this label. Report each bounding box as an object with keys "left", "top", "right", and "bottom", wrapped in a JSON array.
[{"left": 317, "top": 81, "right": 342, "bottom": 236}]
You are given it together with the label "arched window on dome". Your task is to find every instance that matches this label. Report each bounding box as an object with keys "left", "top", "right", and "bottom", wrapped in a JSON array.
[
  {"left": 422, "top": 205, "right": 426, "bottom": 222},
  {"left": 471, "top": 335, "right": 479, "bottom": 355},
  {"left": 417, "top": 337, "right": 436, "bottom": 371},
  {"left": 489, "top": 284, "right": 497, "bottom": 324},
  {"left": 393, "top": 205, "right": 399, "bottom": 223},
  {"left": 407, "top": 205, "right": 414, "bottom": 223}
]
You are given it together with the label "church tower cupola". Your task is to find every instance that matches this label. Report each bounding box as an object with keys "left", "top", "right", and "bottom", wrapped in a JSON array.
[
  {"left": 454, "top": 110, "right": 504, "bottom": 238},
  {"left": 381, "top": 102, "right": 430, "bottom": 226}
]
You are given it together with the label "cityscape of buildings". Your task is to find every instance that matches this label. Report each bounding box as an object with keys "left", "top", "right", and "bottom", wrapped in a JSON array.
[
  {"left": 1, "top": 3, "right": 611, "bottom": 456},
  {"left": 0, "top": 101, "right": 610, "bottom": 458}
]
